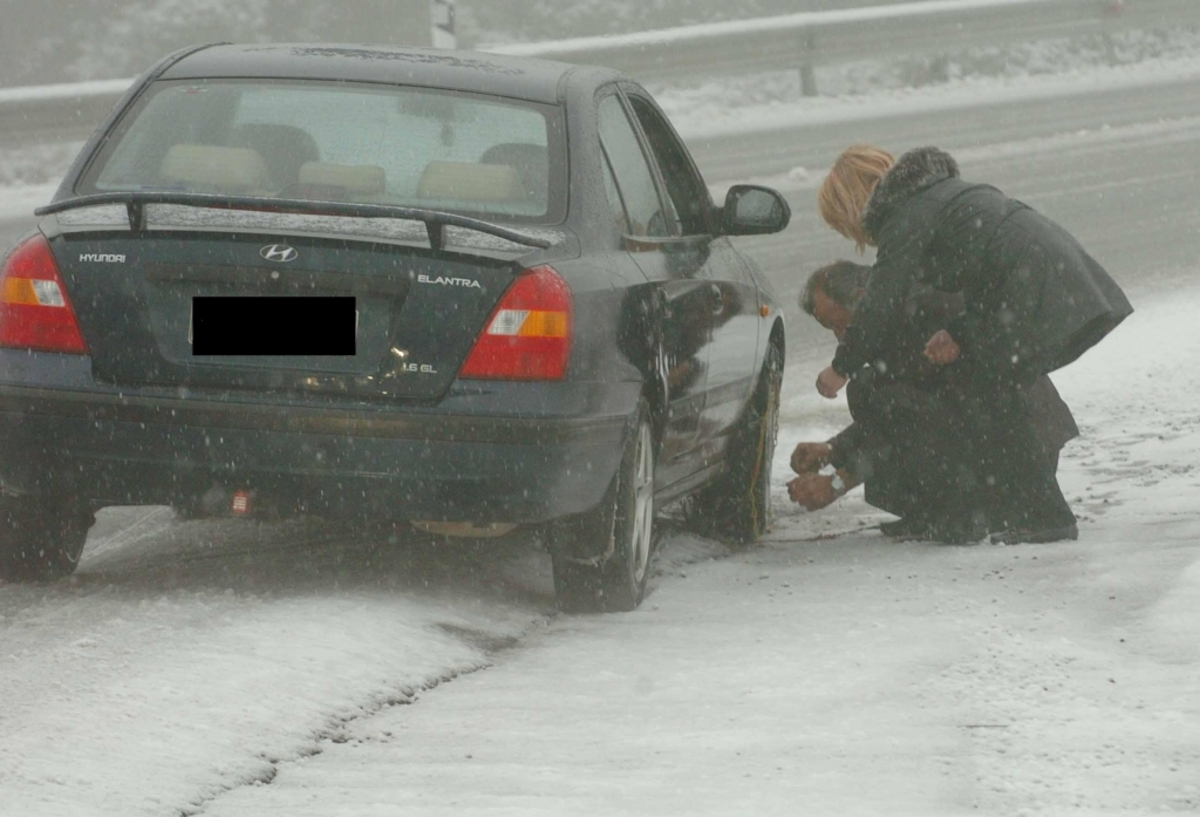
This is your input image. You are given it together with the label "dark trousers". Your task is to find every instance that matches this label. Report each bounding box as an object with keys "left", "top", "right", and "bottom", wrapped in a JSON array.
[
  {"left": 951, "top": 373, "right": 1076, "bottom": 531},
  {"left": 847, "top": 368, "right": 1074, "bottom": 531},
  {"left": 845, "top": 372, "right": 981, "bottom": 525}
]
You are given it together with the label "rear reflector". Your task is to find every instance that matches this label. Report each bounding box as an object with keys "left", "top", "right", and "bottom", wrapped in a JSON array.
[
  {"left": 458, "top": 265, "right": 571, "bottom": 381},
  {"left": 0, "top": 235, "right": 88, "bottom": 354}
]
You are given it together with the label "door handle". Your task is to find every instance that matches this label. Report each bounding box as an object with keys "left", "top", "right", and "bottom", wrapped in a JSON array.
[{"left": 709, "top": 283, "right": 724, "bottom": 315}]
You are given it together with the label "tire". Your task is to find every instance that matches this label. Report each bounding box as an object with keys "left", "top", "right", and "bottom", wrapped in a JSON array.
[
  {"left": 0, "top": 499, "right": 94, "bottom": 583},
  {"left": 692, "top": 341, "right": 782, "bottom": 546},
  {"left": 550, "top": 400, "right": 656, "bottom": 613}
]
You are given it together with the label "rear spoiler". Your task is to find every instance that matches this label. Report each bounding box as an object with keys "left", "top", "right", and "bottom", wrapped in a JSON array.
[{"left": 35, "top": 192, "right": 556, "bottom": 251}]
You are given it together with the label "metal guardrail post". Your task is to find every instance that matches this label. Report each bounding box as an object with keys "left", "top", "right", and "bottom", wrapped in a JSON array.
[
  {"left": 1102, "top": 0, "right": 1125, "bottom": 66},
  {"left": 799, "top": 28, "right": 819, "bottom": 98}
]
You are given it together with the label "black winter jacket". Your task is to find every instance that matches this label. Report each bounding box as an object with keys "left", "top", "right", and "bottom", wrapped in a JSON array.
[
  {"left": 827, "top": 286, "right": 1078, "bottom": 480},
  {"left": 831, "top": 147, "right": 1133, "bottom": 380}
]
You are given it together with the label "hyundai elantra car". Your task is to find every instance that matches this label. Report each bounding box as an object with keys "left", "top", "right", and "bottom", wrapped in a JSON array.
[{"left": 0, "top": 43, "right": 790, "bottom": 611}]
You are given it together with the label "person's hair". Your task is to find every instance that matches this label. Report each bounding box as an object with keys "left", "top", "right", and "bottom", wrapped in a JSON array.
[
  {"left": 817, "top": 144, "right": 895, "bottom": 253},
  {"left": 801, "top": 260, "right": 873, "bottom": 316}
]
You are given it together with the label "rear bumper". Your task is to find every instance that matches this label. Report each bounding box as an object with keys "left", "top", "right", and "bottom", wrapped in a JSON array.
[{"left": 0, "top": 375, "right": 635, "bottom": 525}]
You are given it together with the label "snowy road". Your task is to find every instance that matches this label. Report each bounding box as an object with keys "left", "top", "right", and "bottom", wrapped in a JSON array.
[{"left": 2, "top": 71, "right": 1199, "bottom": 816}]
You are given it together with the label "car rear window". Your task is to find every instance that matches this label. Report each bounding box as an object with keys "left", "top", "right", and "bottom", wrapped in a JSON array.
[{"left": 78, "top": 79, "right": 567, "bottom": 224}]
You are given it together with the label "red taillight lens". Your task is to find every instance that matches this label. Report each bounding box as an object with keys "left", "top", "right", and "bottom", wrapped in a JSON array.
[
  {"left": 459, "top": 264, "right": 572, "bottom": 381},
  {"left": 0, "top": 235, "right": 88, "bottom": 354}
]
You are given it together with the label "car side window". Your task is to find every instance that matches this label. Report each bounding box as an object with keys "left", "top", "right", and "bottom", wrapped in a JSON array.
[
  {"left": 600, "top": 148, "right": 631, "bottom": 235},
  {"left": 625, "top": 94, "right": 712, "bottom": 237},
  {"left": 619, "top": 95, "right": 710, "bottom": 236},
  {"left": 597, "top": 94, "right": 673, "bottom": 238}
]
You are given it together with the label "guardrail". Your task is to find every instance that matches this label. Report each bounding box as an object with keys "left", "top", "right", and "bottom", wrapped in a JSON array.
[
  {"left": 487, "top": 0, "right": 1199, "bottom": 95},
  {"left": 0, "top": 0, "right": 1194, "bottom": 150},
  {"left": 0, "top": 78, "right": 134, "bottom": 149}
]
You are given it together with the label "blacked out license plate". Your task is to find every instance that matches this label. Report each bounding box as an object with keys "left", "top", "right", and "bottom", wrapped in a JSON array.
[{"left": 190, "top": 297, "right": 357, "bottom": 356}]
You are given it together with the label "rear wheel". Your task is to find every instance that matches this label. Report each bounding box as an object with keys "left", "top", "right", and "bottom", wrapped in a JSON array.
[
  {"left": 550, "top": 400, "right": 655, "bottom": 613},
  {"left": 0, "top": 498, "right": 94, "bottom": 582},
  {"left": 692, "top": 342, "right": 782, "bottom": 546}
]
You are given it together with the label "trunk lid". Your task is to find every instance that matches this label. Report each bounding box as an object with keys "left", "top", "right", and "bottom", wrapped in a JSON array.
[{"left": 52, "top": 226, "right": 525, "bottom": 402}]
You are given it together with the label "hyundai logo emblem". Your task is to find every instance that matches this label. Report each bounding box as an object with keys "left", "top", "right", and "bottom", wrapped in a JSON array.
[{"left": 260, "top": 244, "right": 298, "bottom": 263}]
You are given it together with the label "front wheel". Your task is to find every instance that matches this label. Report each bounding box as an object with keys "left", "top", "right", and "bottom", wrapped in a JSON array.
[
  {"left": 0, "top": 499, "right": 94, "bottom": 582},
  {"left": 691, "top": 342, "right": 782, "bottom": 546},
  {"left": 550, "top": 400, "right": 655, "bottom": 613}
]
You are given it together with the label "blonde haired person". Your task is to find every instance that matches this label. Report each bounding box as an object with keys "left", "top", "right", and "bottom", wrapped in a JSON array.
[
  {"left": 811, "top": 144, "right": 1132, "bottom": 543},
  {"left": 816, "top": 144, "right": 894, "bottom": 254}
]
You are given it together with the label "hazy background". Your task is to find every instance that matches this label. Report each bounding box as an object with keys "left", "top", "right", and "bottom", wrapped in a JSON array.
[
  {"left": 0, "top": 0, "right": 929, "bottom": 88},
  {"left": 0, "top": 0, "right": 1190, "bottom": 191}
]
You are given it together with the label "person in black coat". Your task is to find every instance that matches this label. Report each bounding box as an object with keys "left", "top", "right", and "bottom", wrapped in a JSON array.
[
  {"left": 813, "top": 145, "right": 1133, "bottom": 543},
  {"left": 788, "top": 260, "right": 1079, "bottom": 542}
]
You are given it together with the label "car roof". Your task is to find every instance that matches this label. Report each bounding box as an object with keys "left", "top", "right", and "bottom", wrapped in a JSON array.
[{"left": 159, "top": 43, "right": 584, "bottom": 104}]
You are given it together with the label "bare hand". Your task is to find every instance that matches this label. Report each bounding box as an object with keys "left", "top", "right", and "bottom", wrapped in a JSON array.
[
  {"left": 787, "top": 474, "right": 839, "bottom": 511},
  {"left": 924, "top": 329, "right": 961, "bottom": 365},
  {"left": 791, "top": 442, "right": 832, "bottom": 474},
  {"left": 816, "top": 366, "right": 848, "bottom": 399}
]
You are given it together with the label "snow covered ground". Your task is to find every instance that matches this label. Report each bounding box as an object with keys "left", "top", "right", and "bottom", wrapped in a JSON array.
[
  {"left": 661, "top": 46, "right": 1200, "bottom": 142},
  {"left": 0, "top": 182, "right": 58, "bottom": 222}
]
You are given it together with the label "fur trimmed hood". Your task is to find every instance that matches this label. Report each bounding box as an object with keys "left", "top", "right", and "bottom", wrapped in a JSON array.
[{"left": 861, "top": 146, "right": 960, "bottom": 240}]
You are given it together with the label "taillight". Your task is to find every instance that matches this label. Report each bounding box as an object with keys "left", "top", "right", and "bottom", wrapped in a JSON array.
[
  {"left": 459, "top": 264, "right": 571, "bottom": 381},
  {"left": 0, "top": 235, "right": 88, "bottom": 354}
]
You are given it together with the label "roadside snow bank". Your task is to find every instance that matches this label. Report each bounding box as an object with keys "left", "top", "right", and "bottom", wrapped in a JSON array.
[
  {"left": 668, "top": 52, "right": 1200, "bottom": 140},
  {"left": 0, "top": 182, "right": 57, "bottom": 221}
]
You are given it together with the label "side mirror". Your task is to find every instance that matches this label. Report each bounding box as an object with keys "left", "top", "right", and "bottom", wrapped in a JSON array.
[{"left": 722, "top": 185, "right": 791, "bottom": 236}]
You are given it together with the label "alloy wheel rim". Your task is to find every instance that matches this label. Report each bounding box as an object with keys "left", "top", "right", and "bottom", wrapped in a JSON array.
[{"left": 630, "top": 422, "right": 654, "bottom": 584}]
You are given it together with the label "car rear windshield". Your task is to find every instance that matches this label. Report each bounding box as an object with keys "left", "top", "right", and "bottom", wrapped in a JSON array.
[{"left": 77, "top": 79, "right": 567, "bottom": 224}]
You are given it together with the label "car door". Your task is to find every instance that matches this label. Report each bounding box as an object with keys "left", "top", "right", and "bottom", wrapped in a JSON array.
[
  {"left": 620, "top": 85, "right": 763, "bottom": 466},
  {"left": 596, "top": 88, "right": 713, "bottom": 491}
]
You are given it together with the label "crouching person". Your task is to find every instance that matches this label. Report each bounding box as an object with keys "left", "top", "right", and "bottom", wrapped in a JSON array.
[{"left": 786, "top": 261, "right": 1078, "bottom": 543}]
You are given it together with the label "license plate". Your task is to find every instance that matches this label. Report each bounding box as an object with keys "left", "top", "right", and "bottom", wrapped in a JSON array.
[{"left": 189, "top": 296, "right": 357, "bottom": 356}]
